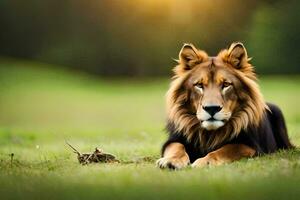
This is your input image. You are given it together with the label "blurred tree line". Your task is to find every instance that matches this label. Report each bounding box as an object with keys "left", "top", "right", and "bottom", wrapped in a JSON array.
[{"left": 0, "top": 0, "right": 299, "bottom": 76}]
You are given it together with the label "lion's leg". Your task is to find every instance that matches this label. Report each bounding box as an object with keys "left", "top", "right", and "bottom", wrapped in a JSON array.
[
  {"left": 191, "top": 144, "right": 255, "bottom": 168},
  {"left": 156, "top": 142, "right": 190, "bottom": 169}
]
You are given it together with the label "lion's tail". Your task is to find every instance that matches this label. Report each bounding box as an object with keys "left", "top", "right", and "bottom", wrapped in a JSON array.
[{"left": 267, "top": 103, "right": 294, "bottom": 149}]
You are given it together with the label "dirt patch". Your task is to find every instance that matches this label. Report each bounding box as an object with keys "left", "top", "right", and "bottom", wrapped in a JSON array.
[{"left": 66, "top": 141, "right": 119, "bottom": 165}]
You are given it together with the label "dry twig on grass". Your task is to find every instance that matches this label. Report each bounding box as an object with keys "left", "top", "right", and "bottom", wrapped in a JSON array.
[{"left": 65, "top": 141, "right": 119, "bottom": 165}]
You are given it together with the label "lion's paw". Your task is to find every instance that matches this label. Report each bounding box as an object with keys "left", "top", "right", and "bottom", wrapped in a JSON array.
[
  {"left": 191, "top": 154, "right": 222, "bottom": 168},
  {"left": 156, "top": 156, "right": 190, "bottom": 170}
]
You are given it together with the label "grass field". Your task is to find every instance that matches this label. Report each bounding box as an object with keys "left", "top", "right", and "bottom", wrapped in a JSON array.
[{"left": 0, "top": 59, "right": 300, "bottom": 200}]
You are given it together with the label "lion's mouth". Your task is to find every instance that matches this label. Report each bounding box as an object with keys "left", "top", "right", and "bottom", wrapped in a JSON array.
[
  {"left": 202, "top": 118, "right": 226, "bottom": 123},
  {"left": 200, "top": 118, "right": 227, "bottom": 130}
]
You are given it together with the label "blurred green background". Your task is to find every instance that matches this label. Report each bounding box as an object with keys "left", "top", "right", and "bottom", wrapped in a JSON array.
[
  {"left": 0, "top": 0, "right": 299, "bottom": 76},
  {"left": 1, "top": 1, "right": 300, "bottom": 200}
]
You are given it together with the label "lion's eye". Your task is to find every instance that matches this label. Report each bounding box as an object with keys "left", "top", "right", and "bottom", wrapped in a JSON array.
[
  {"left": 222, "top": 81, "right": 232, "bottom": 89},
  {"left": 194, "top": 83, "right": 204, "bottom": 92}
]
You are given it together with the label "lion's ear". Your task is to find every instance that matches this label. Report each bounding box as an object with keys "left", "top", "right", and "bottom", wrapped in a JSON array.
[
  {"left": 226, "top": 42, "right": 249, "bottom": 69},
  {"left": 179, "top": 43, "right": 206, "bottom": 70}
]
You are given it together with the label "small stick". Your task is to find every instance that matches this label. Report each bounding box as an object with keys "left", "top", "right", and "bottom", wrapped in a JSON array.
[
  {"left": 65, "top": 141, "right": 81, "bottom": 156},
  {"left": 10, "top": 153, "right": 14, "bottom": 168},
  {"left": 84, "top": 153, "right": 93, "bottom": 164}
]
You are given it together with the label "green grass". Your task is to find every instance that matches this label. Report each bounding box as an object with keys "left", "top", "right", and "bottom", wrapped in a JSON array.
[{"left": 0, "top": 59, "right": 300, "bottom": 200}]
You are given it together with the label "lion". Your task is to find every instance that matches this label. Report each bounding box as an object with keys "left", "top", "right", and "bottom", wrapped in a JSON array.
[{"left": 156, "top": 42, "right": 294, "bottom": 169}]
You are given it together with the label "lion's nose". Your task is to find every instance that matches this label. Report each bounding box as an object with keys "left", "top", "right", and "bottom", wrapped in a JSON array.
[{"left": 203, "top": 105, "right": 222, "bottom": 116}]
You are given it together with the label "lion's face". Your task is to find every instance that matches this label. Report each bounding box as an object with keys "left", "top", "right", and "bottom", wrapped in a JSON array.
[
  {"left": 187, "top": 61, "right": 240, "bottom": 130},
  {"left": 167, "top": 42, "right": 266, "bottom": 145}
]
